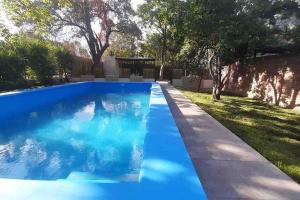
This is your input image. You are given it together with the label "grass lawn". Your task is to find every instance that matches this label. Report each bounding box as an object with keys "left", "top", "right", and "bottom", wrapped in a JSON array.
[{"left": 181, "top": 90, "right": 300, "bottom": 184}]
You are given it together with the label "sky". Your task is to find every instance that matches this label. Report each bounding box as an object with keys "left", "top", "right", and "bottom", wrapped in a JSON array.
[
  {"left": 132, "top": 0, "right": 145, "bottom": 11},
  {"left": 0, "top": 1, "right": 18, "bottom": 33}
]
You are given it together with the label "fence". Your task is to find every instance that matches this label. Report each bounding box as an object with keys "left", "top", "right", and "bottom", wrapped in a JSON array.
[
  {"left": 71, "top": 56, "right": 104, "bottom": 78},
  {"left": 116, "top": 57, "right": 158, "bottom": 80}
]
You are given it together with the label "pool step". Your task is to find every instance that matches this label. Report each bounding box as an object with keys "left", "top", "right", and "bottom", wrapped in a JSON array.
[{"left": 61, "top": 172, "right": 139, "bottom": 183}]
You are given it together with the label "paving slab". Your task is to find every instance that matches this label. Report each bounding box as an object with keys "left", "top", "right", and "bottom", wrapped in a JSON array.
[{"left": 160, "top": 82, "right": 300, "bottom": 200}]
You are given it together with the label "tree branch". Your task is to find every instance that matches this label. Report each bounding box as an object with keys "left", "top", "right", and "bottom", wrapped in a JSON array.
[{"left": 52, "top": 10, "right": 87, "bottom": 32}]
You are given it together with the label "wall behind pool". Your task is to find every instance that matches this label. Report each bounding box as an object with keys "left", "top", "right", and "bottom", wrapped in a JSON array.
[
  {"left": 91, "top": 82, "right": 152, "bottom": 93},
  {"left": 0, "top": 82, "right": 153, "bottom": 122},
  {"left": 0, "top": 82, "right": 93, "bottom": 121}
]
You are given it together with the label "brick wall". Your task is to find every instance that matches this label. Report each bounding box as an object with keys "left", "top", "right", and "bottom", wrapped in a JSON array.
[{"left": 224, "top": 54, "right": 300, "bottom": 109}]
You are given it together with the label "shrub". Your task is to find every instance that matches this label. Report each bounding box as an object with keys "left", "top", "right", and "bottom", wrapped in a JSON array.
[
  {"left": 0, "top": 52, "right": 26, "bottom": 83},
  {"left": 26, "top": 42, "right": 56, "bottom": 84},
  {"left": 0, "top": 35, "right": 73, "bottom": 88},
  {"left": 55, "top": 47, "right": 73, "bottom": 81},
  {"left": 7, "top": 36, "right": 57, "bottom": 84}
]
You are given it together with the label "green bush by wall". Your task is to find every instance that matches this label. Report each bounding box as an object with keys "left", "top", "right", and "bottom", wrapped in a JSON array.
[{"left": 0, "top": 35, "right": 73, "bottom": 90}]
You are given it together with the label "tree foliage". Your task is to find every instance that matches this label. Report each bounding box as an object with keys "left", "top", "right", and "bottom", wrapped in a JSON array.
[
  {"left": 139, "top": 33, "right": 162, "bottom": 60},
  {"left": 138, "top": 0, "right": 174, "bottom": 78},
  {"left": 3, "top": 0, "right": 140, "bottom": 73},
  {"left": 139, "top": 0, "right": 300, "bottom": 99},
  {"left": 104, "top": 32, "right": 138, "bottom": 57},
  {"left": 138, "top": 0, "right": 186, "bottom": 79}
]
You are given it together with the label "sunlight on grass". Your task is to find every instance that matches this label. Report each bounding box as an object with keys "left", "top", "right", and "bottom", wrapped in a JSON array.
[{"left": 181, "top": 90, "right": 300, "bottom": 184}]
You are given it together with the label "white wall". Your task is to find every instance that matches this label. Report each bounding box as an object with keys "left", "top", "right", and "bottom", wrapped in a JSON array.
[
  {"left": 172, "top": 77, "right": 213, "bottom": 90},
  {"left": 103, "top": 56, "right": 119, "bottom": 78}
]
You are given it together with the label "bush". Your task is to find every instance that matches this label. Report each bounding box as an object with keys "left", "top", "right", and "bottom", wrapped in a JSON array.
[
  {"left": 8, "top": 36, "right": 57, "bottom": 84},
  {"left": 26, "top": 42, "right": 56, "bottom": 84},
  {"left": 55, "top": 47, "right": 73, "bottom": 81},
  {"left": 0, "top": 35, "right": 73, "bottom": 89},
  {"left": 0, "top": 52, "right": 26, "bottom": 83}
]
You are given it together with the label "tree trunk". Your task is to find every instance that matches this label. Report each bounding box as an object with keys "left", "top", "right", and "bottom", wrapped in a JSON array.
[
  {"left": 159, "top": 64, "right": 165, "bottom": 80},
  {"left": 159, "top": 27, "right": 167, "bottom": 80},
  {"left": 289, "top": 87, "right": 299, "bottom": 108},
  {"left": 64, "top": 70, "right": 69, "bottom": 82},
  {"left": 91, "top": 50, "right": 105, "bottom": 75},
  {"left": 59, "top": 68, "right": 63, "bottom": 83},
  {"left": 207, "top": 51, "right": 222, "bottom": 100},
  {"left": 212, "top": 82, "right": 221, "bottom": 100},
  {"left": 197, "top": 77, "right": 202, "bottom": 92},
  {"left": 269, "top": 77, "right": 281, "bottom": 106},
  {"left": 273, "top": 86, "right": 279, "bottom": 106},
  {"left": 91, "top": 59, "right": 99, "bottom": 74}
]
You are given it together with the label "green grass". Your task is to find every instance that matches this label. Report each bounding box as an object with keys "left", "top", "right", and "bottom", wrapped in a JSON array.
[{"left": 181, "top": 90, "right": 300, "bottom": 184}]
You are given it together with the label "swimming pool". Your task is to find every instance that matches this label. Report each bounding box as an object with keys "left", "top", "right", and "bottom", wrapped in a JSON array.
[
  {"left": 0, "top": 83, "right": 150, "bottom": 181},
  {"left": 0, "top": 82, "right": 207, "bottom": 200}
]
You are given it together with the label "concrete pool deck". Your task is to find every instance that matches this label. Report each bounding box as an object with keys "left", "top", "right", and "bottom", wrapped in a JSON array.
[{"left": 161, "top": 83, "right": 300, "bottom": 200}]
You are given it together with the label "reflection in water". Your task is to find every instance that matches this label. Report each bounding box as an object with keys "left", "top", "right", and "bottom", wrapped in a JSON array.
[
  {"left": 74, "top": 102, "right": 95, "bottom": 121},
  {"left": 0, "top": 92, "right": 150, "bottom": 181}
]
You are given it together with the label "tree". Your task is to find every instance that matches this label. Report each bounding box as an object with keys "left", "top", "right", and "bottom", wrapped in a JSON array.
[
  {"left": 104, "top": 32, "right": 138, "bottom": 57},
  {"left": 62, "top": 41, "right": 90, "bottom": 58},
  {"left": 180, "top": 0, "right": 248, "bottom": 99},
  {"left": 138, "top": 0, "right": 186, "bottom": 80},
  {"left": 138, "top": 0, "right": 171, "bottom": 79},
  {"left": 179, "top": 0, "right": 300, "bottom": 100},
  {"left": 177, "top": 39, "right": 207, "bottom": 92},
  {"left": 3, "top": 0, "right": 141, "bottom": 73},
  {"left": 139, "top": 33, "right": 164, "bottom": 61}
]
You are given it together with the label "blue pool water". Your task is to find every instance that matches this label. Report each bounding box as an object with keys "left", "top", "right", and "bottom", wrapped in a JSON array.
[{"left": 0, "top": 88, "right": 151, "bottom": 181}]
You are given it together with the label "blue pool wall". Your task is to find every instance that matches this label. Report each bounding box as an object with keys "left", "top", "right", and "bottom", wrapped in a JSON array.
[
  {"left": 0, "top": 82, "right": 152, "bottom": 122},
  {"left": 90, "top": 82, "right": 152, "bottom": 94},
  {"left": 0, "top": 82, "right": 92, "bottom": 121}
]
